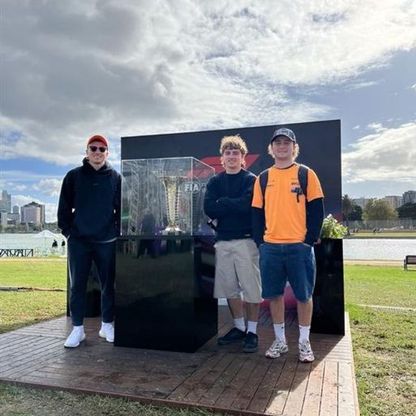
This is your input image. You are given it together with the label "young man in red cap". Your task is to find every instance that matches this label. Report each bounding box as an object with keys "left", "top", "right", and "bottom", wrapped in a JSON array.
[{"left": 58, "top": 135, "right": 121, "bottom": 348}]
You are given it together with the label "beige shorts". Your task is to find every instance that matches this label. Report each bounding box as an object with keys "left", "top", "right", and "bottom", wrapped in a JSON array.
[{"left": 214, "top": 239, "right": 262, "bottom": 303}]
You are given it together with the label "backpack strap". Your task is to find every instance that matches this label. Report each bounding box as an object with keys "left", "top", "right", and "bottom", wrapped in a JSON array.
[
  {"left": 297, "top": 163, "right": 309, "bottom": 200},
  {"left": 259, "top": 164, "right": 309, "bottom": 205},
  {"left": 259, "top": 169, "right": 269, "bottom": 208}
]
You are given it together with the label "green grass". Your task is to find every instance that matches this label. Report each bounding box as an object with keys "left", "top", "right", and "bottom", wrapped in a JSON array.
[
  {"left": 1, "top": 259, "right": 415, "bottom": 415},
  {"left": 0, "top": 258, "right": 67, "bottom": 333},
  {"left": 348, "top": 305, "right": 416, "bottom": 416},
  {"left": 345, "top": 265, "right": 416, "bottom": 307},
  {"left": 0, "top": 383, "right": 222, "bottom": 416},
  {"left": 0, "top": 258, "right": 66, "bottom": 289}
]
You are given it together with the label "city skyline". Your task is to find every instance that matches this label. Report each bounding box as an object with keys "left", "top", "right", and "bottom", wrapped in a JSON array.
[{"left": 1, "top": 1, "right": 415, "bottom": 222}]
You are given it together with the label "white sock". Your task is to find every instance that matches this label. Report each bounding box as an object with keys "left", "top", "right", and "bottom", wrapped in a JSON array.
[
  {"left": 234, "top": 317, "right": 246, "bottom": 332},
  {"left": 273, "top": 323, "right": 286, "bottom": 342},
  {"left": 247, "top": 321, "right": 258, "bottom": 334},
  {"left": 299, "top": 325, "right": 311, "bottom": 344}
]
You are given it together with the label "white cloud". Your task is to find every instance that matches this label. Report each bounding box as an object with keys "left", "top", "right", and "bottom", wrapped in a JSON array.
[
  {"left": 33, "top": 179, "right": 63, "bottom": 197},
  {"left": 343, "top": 121, "right": 416, "bottom": 184},
  {"left": 1, "top": 0, "right": 415, "bottom": 165}
]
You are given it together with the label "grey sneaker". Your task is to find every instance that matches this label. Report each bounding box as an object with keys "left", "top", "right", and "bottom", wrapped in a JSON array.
[
  {"left": 99, "top": 322, "right": 114, "bottom": 343},
  {"left": 64, "top": 326, "right": 86, "bottom": 348},
  {"left": 299, "top": 340, "right": 315, "bottom": 363},
  {"left": 265, "top": 339, "right": 288, "bottom": 359}
]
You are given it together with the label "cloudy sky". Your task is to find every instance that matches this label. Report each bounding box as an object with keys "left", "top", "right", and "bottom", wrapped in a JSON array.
[{"left": 1, "top": 0, "right": 415, "bottom": 222}]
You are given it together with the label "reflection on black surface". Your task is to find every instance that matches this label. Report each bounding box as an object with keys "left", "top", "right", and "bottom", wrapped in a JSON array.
[
  {"left": 312, "top": 238, "right": 345, "bottom": 335},
  {"left": 115, "top": 236, "right": 217, "bottom": 352}
]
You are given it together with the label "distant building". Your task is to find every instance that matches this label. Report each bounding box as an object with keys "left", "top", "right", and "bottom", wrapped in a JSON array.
[
  {"left": 352, "top": 197, "right": 372, "bottom": 209},
  {"left": 382, "top": 195, "right": 403, "bottom": 210},
  {"left": 0, "top": 211, "right": 7, "bottom": 227},
  {"left": 402, "top": 190, "right": 416, "bottom": 204},
  {"left": 0, "top": 190, "right": 12, "bottom": 213},
  {"left": 21, "top": 201, "right": 45, "bottom": 226}
]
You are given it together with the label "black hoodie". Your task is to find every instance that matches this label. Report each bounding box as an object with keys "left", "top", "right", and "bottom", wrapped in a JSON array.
[{"left": 58, "top": 158, "right": 121, "bottom": 242}]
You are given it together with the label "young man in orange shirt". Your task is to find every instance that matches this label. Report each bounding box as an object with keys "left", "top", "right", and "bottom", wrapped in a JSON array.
[{"left": 252, "top": 128, "right": 324, "bottom": 362}]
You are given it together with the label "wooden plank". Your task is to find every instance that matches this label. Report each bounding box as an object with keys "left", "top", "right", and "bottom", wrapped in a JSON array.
[
  {"left": 215, "top": 357, "right": 257, "bottom": 408},
  {"left": 168, "top": 353, "right": 229, "bottom": 401},
  {"left": 232, "top": 358, "right": 272, "bottom": 410},
  {"left": 248, "top": 358, "right": 285, "bottom": 413},
  {"left": 264, "top": 359, "right": 298, "bottom": 415},
  {"left": 282, "top": 362, "right": 311, "bottom": 416},
  {"left": 301, "top": 362, "right": 324, "bottom": 416},
  {"left": 0, "top": 313, "right": 359, "bottom": 416},
  {"left": 319, "top": 360, "right": 338, "bottom": 416},
  {"left": 338, "top": 361, "right": 357, "bottom": 416},
  {"left": 198, "top": 354, "right": 246, "bottom": 406}
]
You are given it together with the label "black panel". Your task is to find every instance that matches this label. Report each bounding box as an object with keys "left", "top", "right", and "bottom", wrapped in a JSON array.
[
  {"left": 312, "top": 239, "right": 345, "bottom": 335},
  {"left": 114, "top": 236, "right": 217, "bottom": 352}
]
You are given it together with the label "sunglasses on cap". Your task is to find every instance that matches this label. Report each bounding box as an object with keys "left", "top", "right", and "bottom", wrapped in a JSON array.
[{"left": 89, "top": 145, "right": 107, "bottom": 153}]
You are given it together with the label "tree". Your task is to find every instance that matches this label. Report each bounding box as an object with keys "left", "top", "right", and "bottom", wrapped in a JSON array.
[
  {"left": 348, "top": 204, "right": 363, "bottom": 221},
  {"left": 363, "top": 199, "right": 398, "bottom": 221},
  {"left": 342, "top": 194, "right": 353, "bottom": 221},
  {"left": 397, "top": 203, "right": 416, "bottom": 219}
]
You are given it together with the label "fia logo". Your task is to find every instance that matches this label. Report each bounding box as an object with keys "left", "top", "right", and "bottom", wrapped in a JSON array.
[{"left": 183, "top": 181, "right": 201, "bottom": 193}]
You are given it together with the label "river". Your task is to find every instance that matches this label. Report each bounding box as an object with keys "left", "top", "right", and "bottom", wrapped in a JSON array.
[{"left": 0, "top": 234, "right": 414, "bottom": 260}]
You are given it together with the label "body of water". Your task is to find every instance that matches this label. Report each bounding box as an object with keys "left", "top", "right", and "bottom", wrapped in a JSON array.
[
  {"left": 0, "top": 234, "right": 414, "bottom": 260},
  {"left": 0, "top": 233, "right": 66, "bottom": 255},
  {"left": 342, "top": 238, "right": 415, "bottom": 260}
]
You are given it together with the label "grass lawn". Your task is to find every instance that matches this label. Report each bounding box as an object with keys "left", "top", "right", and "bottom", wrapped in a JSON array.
[
  {"left": 345, "top": 265, "right": 416, "bottom": 307},
  {"left": 0, "top": 259, "right": 415, "bottom": 415}
]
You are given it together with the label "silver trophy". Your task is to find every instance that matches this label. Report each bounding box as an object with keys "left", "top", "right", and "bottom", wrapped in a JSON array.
[
  {"left": 161, "top": 176, "right": 186, "bottom": 234},
  {"left": 121, "top": 157, "right": 215, "bottom": 236}
]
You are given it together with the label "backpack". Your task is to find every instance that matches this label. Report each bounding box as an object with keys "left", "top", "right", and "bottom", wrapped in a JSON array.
[{"left": 259, "top": 164, "right": 309, "bottom": 205}]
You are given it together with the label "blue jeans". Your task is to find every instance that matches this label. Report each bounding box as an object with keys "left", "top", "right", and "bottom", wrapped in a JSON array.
[
  {"left": 68, "top": 237, "right": 116, "bottom": 326},
  {"left": 259, "top": 242, "right": 316, "bottom": 302}
]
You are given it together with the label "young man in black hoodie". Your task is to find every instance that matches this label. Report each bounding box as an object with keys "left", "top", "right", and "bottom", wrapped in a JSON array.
[
  {"left": 204, "top": 135, "right": 261, "bottom": 353},
  {"left": 58, "top": 135, "right": 121, "bottom": 348}
]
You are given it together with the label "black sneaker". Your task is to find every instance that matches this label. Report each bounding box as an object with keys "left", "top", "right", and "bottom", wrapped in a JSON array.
[
  {"left": 217, "top": 327, "right": 246, "bottom": 345},
  {"left": 243, "top": 332, "right": 258, "bottom": 353}
]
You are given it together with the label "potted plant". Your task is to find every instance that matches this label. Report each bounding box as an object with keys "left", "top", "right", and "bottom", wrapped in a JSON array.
[{"left": 312, "top": 214, "right": 346, "bottom": 335}]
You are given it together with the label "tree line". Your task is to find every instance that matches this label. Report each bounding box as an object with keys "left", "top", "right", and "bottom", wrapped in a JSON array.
[{"left": 342, "top": 195, "right": 416, "bottom": 221}]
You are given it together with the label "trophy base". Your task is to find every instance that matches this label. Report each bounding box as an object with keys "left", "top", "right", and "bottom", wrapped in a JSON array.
[{"left": 161, "top": 226, "right": 183, "bottom": 235}]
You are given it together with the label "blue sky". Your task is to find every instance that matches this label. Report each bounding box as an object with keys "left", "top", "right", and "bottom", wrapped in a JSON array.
[{"left": 1, "top": 0, "right": 415, "bottom": 222}]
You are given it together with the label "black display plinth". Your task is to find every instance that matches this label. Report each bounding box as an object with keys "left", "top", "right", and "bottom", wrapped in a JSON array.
[
  {"left": 115, "top": 236, "right": 217, "bottom": 352},
  {"left": 311, "top": 239, "right": 345, "bottom": 335}
]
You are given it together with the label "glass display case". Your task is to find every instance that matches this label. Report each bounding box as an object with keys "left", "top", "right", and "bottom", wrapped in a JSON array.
[{"left": 121, "top": 157, "right": 215, "bottom": 236}]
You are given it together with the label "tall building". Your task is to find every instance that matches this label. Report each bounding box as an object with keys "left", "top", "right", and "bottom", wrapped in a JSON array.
[
  {"left": 0, "top": 211, "right": 8, "bottom": 227},
  {"left": 402, "top": 190, "right": 416, "bottom": 204},
  {"left": 383, "top": 195, "right": 403, "bottom": 210},
  {"left": 352, "top": 197, "right": 372, "bottom": 209},
  {"left": 21, "top": 202, "right": 45, "bottom": 226},
  {"left": 0, "top": 190, "right": 12, "bottom": 213}
]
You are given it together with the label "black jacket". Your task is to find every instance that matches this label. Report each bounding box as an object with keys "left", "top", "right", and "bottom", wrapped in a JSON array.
[
  {"left": 58, "top": 158, "right": 121, "bottom": 241},
  {"left": 203, "top": 169, "right": 256, "bottom": 241}
]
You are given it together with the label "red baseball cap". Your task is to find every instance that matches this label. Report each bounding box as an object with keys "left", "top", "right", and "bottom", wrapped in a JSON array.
[{"left": 87, "top": 135, "right": 108, "bottom": 148}]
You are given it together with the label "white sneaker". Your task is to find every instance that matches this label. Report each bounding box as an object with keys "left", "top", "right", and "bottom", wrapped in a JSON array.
[
  {"left": 99, "top": 322, "right": 114, "bottom": 343},
  {"left": 64, "top": 326, "right": 86, "bottom": 348},
  {"left": 265, "top": 339, "right": 289, "bottom": 359},
  {"left": 299, "top": 340, "right": 315, "bottom": 363}
]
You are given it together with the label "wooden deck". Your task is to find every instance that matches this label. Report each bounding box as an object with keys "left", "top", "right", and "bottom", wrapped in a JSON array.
[{"left": 0, "top": 306, "right": 359, "bottom": 415}]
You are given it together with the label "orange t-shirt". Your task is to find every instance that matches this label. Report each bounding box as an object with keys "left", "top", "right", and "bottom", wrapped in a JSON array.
[{"left": 251, "top": 164, "right": 324, "bottom": 243}]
